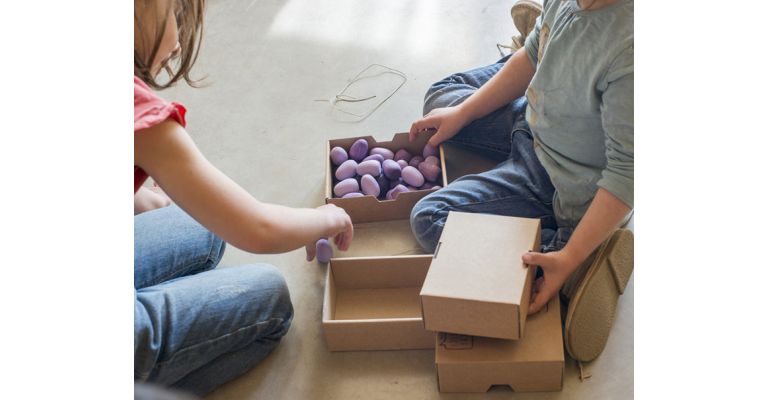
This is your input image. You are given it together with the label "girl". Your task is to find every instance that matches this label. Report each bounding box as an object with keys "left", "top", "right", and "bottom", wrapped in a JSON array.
[
  {"left": 409, "top": 0, "right": 634, "bottom": 365},
  {"left": 133, "top": 0, "right": 353, "bottom": 395}
]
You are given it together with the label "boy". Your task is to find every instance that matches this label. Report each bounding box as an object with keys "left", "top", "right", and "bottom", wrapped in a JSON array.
[{"left": 409, "top": 0, "right": 633, "bottom": 362}]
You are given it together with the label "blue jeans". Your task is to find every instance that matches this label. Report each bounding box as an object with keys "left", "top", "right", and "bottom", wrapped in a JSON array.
[
  {"left": 134, "top": 205, "right": 293, "bottom": 396},
  {"left": 411, "top": 55, "right": 573, "bottom": 255}
]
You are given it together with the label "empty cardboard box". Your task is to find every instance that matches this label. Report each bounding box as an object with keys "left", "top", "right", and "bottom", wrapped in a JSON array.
[
  {"left": 435, "top": 296, "right": 564, "bottom": 393},
  {"left": 420, "top": 211, "right": 540, "bottom": 340},
  {"left": 326, "top": 132, "right": 448, "bottom": 223},
  {"left": 322, "top": 255, "right": 436, "bottom": 351}
]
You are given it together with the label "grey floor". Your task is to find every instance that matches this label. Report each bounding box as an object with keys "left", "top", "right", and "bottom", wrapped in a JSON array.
[{"left": 163, "top": 0, "right": 633, "bottom": 398}]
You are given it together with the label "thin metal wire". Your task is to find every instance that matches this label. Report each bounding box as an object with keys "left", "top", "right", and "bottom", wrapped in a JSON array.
[{"left": 315, "top": 63, "right": 407, "bottom": 123}]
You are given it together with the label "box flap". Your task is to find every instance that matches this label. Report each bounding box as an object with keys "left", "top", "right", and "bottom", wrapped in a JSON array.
[{"left": 421, "top": 212, "right": 540, "bottom": 305}]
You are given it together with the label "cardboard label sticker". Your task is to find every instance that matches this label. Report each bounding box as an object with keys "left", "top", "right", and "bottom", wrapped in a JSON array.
[{"left": 439, "top": 333, "right": 473, "bottom": 350}]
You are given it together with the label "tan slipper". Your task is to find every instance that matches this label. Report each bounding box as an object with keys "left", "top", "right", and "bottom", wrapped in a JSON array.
[{"left": 564, "top": 229, "right": 634, "bottom": 362}]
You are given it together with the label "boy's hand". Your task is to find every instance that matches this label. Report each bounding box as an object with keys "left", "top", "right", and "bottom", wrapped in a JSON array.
[
  {"left": 409, "top": 106, "right": 471, "bottom": 146},
  {"left": 523, "top": 249, "right": 582, "bottom": 314}
]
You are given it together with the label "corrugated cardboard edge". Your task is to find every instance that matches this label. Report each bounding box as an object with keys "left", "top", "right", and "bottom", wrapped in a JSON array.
[
  {"left": 322, "top": 255, "right": 436, "bottom": 351},
  {"left": 325, "top": 132, "right": 447, "bottom": 223},
  {"left": 518, "top": 222, "right": 541, "bottom": 338}
]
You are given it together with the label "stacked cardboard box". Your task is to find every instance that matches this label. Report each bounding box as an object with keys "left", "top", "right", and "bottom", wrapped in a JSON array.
[{"left": 321, "top": 134, "right": 564, "bottom": 393}]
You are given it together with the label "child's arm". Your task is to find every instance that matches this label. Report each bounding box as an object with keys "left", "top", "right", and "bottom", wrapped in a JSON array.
[
  {"left": 409, "top": 49, "right": 535, "bottom": 146},
  {"left": 524, "top": 189, "right": 631, "bottom": 313},
  {"left": 135, "top": 120, "right": 353, "bottom": 254}
]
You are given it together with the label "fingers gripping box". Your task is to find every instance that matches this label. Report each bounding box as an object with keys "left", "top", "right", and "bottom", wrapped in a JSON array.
[{"left": 420, "top": 211, "right": 540, "bottom": 340}]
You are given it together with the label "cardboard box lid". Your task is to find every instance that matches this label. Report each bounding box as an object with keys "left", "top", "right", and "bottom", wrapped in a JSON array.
[
  {"left": 434, "top": 297, "right": 564, "bottom": 393},
  {"left": 420, "top": 212, "right": 540, "bottom": 338},
  {"left": 435, "top": 298, "right": 564, "bottom": 364}
]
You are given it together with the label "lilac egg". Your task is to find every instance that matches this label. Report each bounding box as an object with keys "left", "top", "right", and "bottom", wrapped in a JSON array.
[
  {"left": 356, "top": 160, "right": 382, "bottom": 177},
  {"left": 335, "top": 160, "right": 358, "bottom": 180},
  {"left": 401, "top": 166, "right": 425, "bottom": 187},
  {"left": 396, "top": 160, "right": 408, "bottom": 169},
  {"left": 330, "top": 146, "right": 348, "bottom": 166},
  {"left": 418, "top": 161, "right": 441, "bottom": 182},
  {"left": 424, "top": 155, "right": 440, "bottom": 166},
  {"left": 361, "top": 174, "right": 380, "bottom": 197},
  {"left": 349, "top": 138, "right": 369, "bottom": 162},
  {"left": 376, "top": 174, "right": 390, "bottom": 198},
  {"left": 382, "top": 159, "right": 402, "bottom": 180},
  {"left": 423, "top": 143, "right": 439, "bottom": 158},
  {"left": 342, "top": 192, "right": 364, "bottom": 198},
  {"left": 363, "top": 154, "right": 384, "bottom": 164},
  {"left": 394, "top": 148, "right": 412, "bottom": 162},
  {"left": 409, "top": 156, "right": 424, "bottom": 167},
  {"left": 386, "top": 184, "right": 409, "bottom": 200},
  {"left": 334, "top": 178, "right": 359, "bottom": 197},
  {"left": 316, "top": 238, "right": 333, "bottom": 263},
  {"left": 369, "top": 147, "right": 394, "bottom": 160}
]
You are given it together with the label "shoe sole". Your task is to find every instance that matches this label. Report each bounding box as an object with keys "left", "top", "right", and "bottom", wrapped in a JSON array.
[
  {"left": 564, "top": 229, "right": 634, "bottom": 362},
  {"left": 511, "top": 0, "right": 543, "bottom": 35}
]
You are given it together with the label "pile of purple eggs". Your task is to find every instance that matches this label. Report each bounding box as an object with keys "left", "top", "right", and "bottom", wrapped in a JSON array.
[{"left": 330, "top": 139, "right": 443, "bottom": 200}]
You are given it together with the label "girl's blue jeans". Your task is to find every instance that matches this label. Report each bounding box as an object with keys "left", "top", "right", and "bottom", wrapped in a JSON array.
[
  {"left": 410, "top": 55, "right": 573, "bottom": 254},
  {"left": 134, "top": 204, "right": 293, "bottom": 396}
]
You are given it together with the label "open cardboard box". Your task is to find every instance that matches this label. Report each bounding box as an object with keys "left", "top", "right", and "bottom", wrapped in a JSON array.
[
  {"left": 322, "top": 255, "right": 436, "bottom": 351},
  {"left": 325, "top": 132, "right": 448, "bottom": 223},
  {"left": 435, "top": 296, "right": 564, "bottom": 393},
  {"left": 420, "top": 211, "right": 540, "bottom": 340}
]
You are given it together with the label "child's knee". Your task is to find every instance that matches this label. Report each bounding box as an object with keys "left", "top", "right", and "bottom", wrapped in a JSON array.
[{"left": 410, "top": 197, "right": 444, "bottom": 253}]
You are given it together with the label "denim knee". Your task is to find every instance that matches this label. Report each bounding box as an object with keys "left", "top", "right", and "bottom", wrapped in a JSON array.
[
  {"left": 246, "top": 264, "right": 294, "bottom": 338},
  {"left": 203, "top": 234, "right": 226, "bottom": 272},
  {"left": 410, "top": 197, "right": 443, "bottom": 253}
]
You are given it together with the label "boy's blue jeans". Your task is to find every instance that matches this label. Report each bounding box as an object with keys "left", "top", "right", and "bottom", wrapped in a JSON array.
[
  {"left": 134, "top": 205, "right": 293, "bottom": 396},
  {"left": 411, "top": 55, "right": 573, "bottom": 254}
]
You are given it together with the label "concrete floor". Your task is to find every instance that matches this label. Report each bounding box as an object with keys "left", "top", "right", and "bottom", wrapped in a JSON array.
[{"left": 163, "top": 0, "right": 633, "bottom": 398}]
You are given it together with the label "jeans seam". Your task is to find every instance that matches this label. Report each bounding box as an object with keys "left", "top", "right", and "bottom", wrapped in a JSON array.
[
  {"left": 154, "top": 317, "right": 287, "bottom": 369},
  {"left": 146, "top": 237, "right": 220, "bottom": 287},
  {"left": 429, "top": 194, "right": 551, "bottom": 224}
]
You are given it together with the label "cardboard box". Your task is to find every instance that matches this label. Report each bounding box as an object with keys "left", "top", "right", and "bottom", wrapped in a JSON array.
[
  {"left": 326, "top": 132, "right": 448, "bottom": 223},
  {"left": 322, "top": 255, "right": 436, "bottom": 351},
  {"left": 420, "top": 211, "right": 540, "bottom": 340},
  {"left": 435, "top": 297, "right": 564, "bottom": 393}
]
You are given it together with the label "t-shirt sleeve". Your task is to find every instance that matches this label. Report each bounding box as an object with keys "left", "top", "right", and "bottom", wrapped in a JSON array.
[
  {"left": 524, "top": 0, "right": 548, "bottom": 68},
  {"left": 597, "top": 45, "right": 634, "bottom": 209},
  {"left": 134, "top": 77, "right": 187, "bottom": 132}
]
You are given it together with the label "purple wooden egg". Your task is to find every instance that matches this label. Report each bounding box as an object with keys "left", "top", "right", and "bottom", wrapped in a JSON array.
[
  {"left": 382, "top": 159, "right": 402, "bottom": 180},
  {"left": 369, "top": 147, "right": 394, "bottom": 160},
  {"left": 335, "top": 160, "right": 358, "bottom": 180},
  {"left": 361, "top": 174, "right": 380, "bottom": 197},
  {"left": 422, "top": 143, "right": 439, "bottom": 158},
  {"left": 349, "top": 138, "right": 369, "bottom": 162},
  {"left": 330, "top": 146, "right": 348, "bottom": 166},
  {"left": 394, "top": 148, "right": 412, "bottom": 162},
  {"left": 316, "top": 238, "right": 333, "bottom": 263},
  {"left": 376, "top": 175, "right": 390, "bottom": 198},
  {"left": 409, "top": 156, "right": 424, "bottom": 167},
  {"left": 333, "top": 178, "right": 359, "bottom": 197},
  {"left": 418, "top": 161, "right": 441, "bottom": 182},
  {"left": 424, "top": 155, "right": 439, "bottom": 165},
  {"left": 401, "top": 166, "right": 425, "bottom": 187},
  {"left": 363, "top": 154, "right": 384, "bottom": 164},
  {"left": 386, "top": 184, "right": 409, "bottom": 200},
  {"left": 342, "top": 192, "right": 364, "bottom": 198},
  {"left": 356, "top": 160, "right": 382, "bottom": 177},
  {"left": 396, "top": 160, "right": 408, "bottom": 169}
]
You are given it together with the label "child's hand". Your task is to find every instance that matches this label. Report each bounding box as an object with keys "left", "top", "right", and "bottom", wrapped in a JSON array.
[
  {"left": 318, "top": 204, "right": 354, "bottom": 250},
  {"left": 409, "top": 106, "right": 470, "bottom": 146},
  {"left": 523, "top": 249, "right": 582, "bottom": 314}
]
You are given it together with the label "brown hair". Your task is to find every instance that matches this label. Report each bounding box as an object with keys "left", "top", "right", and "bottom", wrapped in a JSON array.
[{"left": 134, "top": 0, "right": 206, "bottom": 90}]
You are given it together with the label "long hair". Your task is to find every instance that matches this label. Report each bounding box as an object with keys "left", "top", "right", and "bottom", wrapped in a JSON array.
[{"left": 134, "top": 0, "right": 206, "bottom": 90}]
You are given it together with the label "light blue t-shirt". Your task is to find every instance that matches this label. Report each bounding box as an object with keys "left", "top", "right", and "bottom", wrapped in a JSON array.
[{"left": 524, "top": 0, "right": 633, "bottom": 227}]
